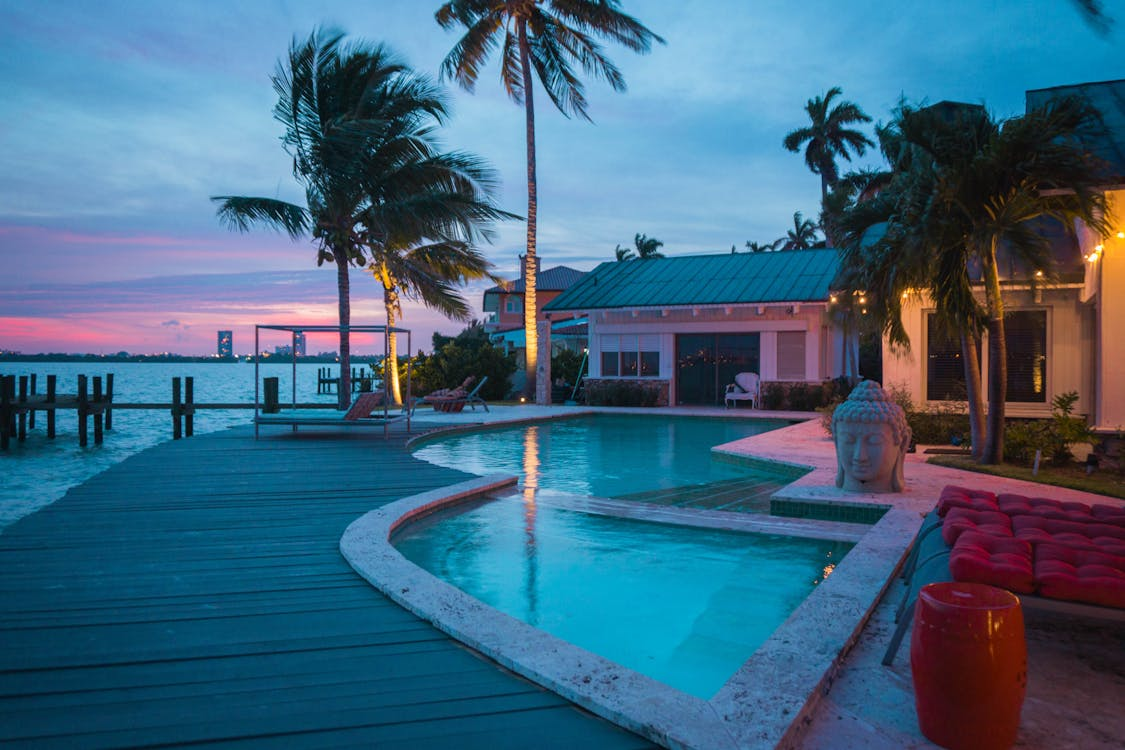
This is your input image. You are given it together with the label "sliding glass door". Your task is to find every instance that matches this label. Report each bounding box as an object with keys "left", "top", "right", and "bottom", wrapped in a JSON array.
[{"left": 675, "top": 333, "right": 760, "bottom": 405}]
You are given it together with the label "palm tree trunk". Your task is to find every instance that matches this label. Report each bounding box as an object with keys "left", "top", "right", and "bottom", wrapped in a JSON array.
[
  {"left": 981, "top": 243, "right": 1006, "bottom": 464},
  {"left": 336, "top": 253, "right": 352, "bottom": 410},
  {"left": 383, "top": 284, "right": 402, "bottom": 405},
  {"left": 518, "top": 19, "right": 540, "bottom": 403},
  {"left": 960, "top": 330, "right": 986, "bottom": 461}
]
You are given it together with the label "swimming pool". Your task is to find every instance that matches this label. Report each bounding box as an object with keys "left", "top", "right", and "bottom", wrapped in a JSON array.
[
  {"left": 393, "top": 493, "right": 852, "bottom": 699},
  {"left": 412, "top": 413, "right": 795, "bottom": 501}
]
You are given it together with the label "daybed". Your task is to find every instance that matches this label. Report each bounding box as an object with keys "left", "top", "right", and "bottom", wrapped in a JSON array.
[
  {"left": 883, "top": 485, "right": 1125, "bottom": 664},
  {"left": 254, "top": 391, "right": 405, "bottom": 439}
]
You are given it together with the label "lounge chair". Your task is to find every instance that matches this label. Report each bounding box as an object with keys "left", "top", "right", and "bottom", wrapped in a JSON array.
[
  {"left": 415, "top": 376, "right": 490, "bottom": 415},
  {"left": 255, "top": 390, "right": 404, "bottom": 438},
  {"left": 882, "top": 488, "right": 1125, "bottom": 665},
  {"left": 724, "top": 372, "right": 760, "bottom": 409}
]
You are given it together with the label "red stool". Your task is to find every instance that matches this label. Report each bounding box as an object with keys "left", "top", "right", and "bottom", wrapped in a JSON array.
[{"left": 911, "top": 582, "right": 1027, "bottom": 750}]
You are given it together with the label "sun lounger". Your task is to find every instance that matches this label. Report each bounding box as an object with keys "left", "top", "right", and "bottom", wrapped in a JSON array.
[
  {"left": 414, "top": 376, "right": 490, "bottom": 415},
  {"left": 882, "top": 487, "right": 1125, "bottom": 665},
  {"left": 255, "top": 390, "right": 405, "bottom": 438}
]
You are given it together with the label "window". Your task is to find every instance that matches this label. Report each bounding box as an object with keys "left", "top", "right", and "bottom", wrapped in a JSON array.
[
  {"left": 926, "top": 314, "right": 968, "bottom": 401},
  {"left": 504, "top": 298, "right": 521, "bottom": 314},
  {"left": 1006, "top": 310, "right": 1047, "bottom": 403},
  {"left": 776, "top": 331, "right": 806, "bottom": 380},
  {"left": 600, "top": 334, "right": 660, "bottom": 378}
]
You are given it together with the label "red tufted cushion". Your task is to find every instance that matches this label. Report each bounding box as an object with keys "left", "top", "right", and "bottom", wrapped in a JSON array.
[
  {"left": 941, "top": 508, "right": 1013, "bottom": 546},
  {"left": 937, "top": 486, "right": 999, "bottom": 516},
  {"left": 1033, "top": 544, "right": 1125, "bottom": 609},
  {"left": 1091, "top": 504, "right": 1125, "bottom": 527},
  {"left": 949, "top": 531, "right": 1034, "bottom": 593},
  {"left": 998, "top": 493, "right": 1093, "bottom": 523}
]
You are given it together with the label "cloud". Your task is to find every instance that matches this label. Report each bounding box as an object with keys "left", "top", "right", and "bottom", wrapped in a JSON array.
[{"left": 161, "top": 320, "right": 181, "bottom": 327}]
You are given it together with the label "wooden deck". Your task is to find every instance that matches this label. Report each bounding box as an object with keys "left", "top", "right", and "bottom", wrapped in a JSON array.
[{"left": 0, "top": 425, "right": 652, "bottom": 748}]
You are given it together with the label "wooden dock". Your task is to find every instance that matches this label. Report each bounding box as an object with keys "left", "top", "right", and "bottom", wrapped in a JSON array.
[{"left": 0, "top": 424, "right": 651, "bottom": 748}]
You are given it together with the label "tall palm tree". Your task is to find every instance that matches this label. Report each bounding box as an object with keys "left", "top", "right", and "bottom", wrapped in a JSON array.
[
  {"left": 214, "top": 29, "right": 510, "bottom": 408},
  {"left": 436, "top": 0, "right": 663, "bottom": 402},
  {"left": 783, "top": 87, "right": 875, "bottom": 200},
  {"left": 213, "top": 30, "right": 436, "bottom": 407},
  {"left": 779, "top": 211, "right": 820, "bottom": 250}
]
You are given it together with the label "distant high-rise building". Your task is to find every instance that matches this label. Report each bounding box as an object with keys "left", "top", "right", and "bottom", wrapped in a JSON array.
[
  {"left": 217, "top": 330, "right": 233, "bottom": 358},
  {"left": 294, "top": 331, "right": 306, "bottom": 357}
]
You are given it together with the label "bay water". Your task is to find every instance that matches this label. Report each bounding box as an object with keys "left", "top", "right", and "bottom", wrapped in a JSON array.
[{"left": 0, "top": 361, "right": 366, "bottom": 531}]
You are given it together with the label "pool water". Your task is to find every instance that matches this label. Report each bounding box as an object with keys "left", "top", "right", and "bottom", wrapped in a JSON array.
[
  {"left": 412, "top": 414, "right": 793, "bottom": 498},
  {"left": 393, "top": 495, "right": 852, "bottom": 698}
]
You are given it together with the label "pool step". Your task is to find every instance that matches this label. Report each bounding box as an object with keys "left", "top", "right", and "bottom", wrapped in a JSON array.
[{"left": 611, "top": 476, "right": 785, "bottom": 514}]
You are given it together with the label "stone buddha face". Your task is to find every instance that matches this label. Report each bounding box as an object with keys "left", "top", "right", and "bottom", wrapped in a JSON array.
[
  {"left": 835, "top": 422, "right": 900, "bottom": 486},
  {"left": 832, "top": 381, "right": 911, "bottom": 493}
]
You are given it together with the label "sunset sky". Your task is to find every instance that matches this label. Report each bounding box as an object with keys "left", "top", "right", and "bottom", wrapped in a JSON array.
[{"left": 0, "top": 0, "right": 1118, "bottom": 355}]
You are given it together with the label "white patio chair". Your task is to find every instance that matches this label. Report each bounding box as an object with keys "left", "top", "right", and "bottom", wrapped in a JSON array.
[{"left": 724, "top": 372, "right": 760, "bottom": 409}]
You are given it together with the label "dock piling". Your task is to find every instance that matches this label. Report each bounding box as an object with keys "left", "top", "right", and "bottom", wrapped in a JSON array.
[
  {"left": 78, "top": 375, "right": 89, "bottom": 447},
  {"left": 172, "top": 377, "right": 182, "bottom": 440},
  {"left": 28, "top": 374, "right": 36, "bottom": 430},
  {"left": 46, "top": 375, "right": 56, "bottom": 439},
  {"left": 1, "top": 375, "right": 12, "bottom": 450},
  {"left": 93, "top": 376, "right": 104, "bottom": 445},
  {"left": 17, "top": 375, "right": 28, "bottom": 441},
  {"left": 105, "top": 374, "right": 114, "bottom": 431},
  {"left": 184, "top": 377, "right": 194, "bottom": 438}
]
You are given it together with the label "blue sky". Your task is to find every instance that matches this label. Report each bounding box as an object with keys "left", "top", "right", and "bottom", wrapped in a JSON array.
[{"left": 0, "top": 0, "right": 1118, "bottom": 354}]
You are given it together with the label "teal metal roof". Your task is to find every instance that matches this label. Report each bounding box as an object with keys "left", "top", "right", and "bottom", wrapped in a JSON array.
[{"left": 543, "top": 249, "right": 841, "bottom": 312}]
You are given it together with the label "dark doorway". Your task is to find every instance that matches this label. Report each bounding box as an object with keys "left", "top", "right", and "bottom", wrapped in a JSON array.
[{"left": 675, "top": 333, "right": 760, "bottom": 405}]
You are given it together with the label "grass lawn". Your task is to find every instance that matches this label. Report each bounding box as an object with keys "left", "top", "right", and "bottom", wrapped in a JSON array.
[{"left": 927, "top": 454, "right": 1125, "bottom": 500}]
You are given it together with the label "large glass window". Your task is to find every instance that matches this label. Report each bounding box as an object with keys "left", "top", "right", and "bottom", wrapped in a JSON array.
[
  {"left": 1006, "top": 310, "right": 1047, "bottom": 403},
  {"left": 600, "top": 334, "right": 660, "bottom": 378}
]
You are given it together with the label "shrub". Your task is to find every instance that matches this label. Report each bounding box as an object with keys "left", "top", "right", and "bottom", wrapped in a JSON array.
[
  {"left": 759, "top": 382, "right": 786, "bottom": 410},
  {"left": 1044, "top": 391, "right": 1094, "bottom": 465},
  {"left": 551, "top": 348, "right": 585, "bottom": 387},
  {"left": 585, "top": 379, "right": 660, "bottom": 407},
  {"left": 1003, "top": 420, "right": 1045, "bottom": 464},
  {"left": 787, "top": 382, "right": 811, "bottom": 411},
  {"left": 396, "top": 323, "right": 516, "bottom": 401}
]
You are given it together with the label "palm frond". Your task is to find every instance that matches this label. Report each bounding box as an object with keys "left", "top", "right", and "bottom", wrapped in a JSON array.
[{"left": 211, "top": 196, "right": 310, "bottom": 238}]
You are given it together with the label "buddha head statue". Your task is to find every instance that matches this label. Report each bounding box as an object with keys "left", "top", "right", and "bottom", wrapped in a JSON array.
[{"left": 832, "top": 380, "right": 911, "bottom": 493}]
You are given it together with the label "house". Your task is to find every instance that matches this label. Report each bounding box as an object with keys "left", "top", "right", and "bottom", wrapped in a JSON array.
[
  {"left": 880, "top": 78, "right": 1125, "bottom": 430},
  {"left": 542, "top": 249, "right": 853, "bottom": 406},
  {"left": 482, "top": 258, "right": 586, "bottom": 334}
]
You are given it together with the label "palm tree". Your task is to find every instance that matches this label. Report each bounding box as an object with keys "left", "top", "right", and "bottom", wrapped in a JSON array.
[
  {"left": 370, "top": 240, "right": 501, "bottom": 404},
  {"left": 779, "top": 211, "right": 820, "bottom": 250},
  {"left": 783, "top": 87, "right": 875, "bottom": 200},
  {"left": 634, "top": 233, "right": 664, "bottom": 259},
  {"left": 745, "top": 239, "right": 781, "bottom": 253},
  {"left": 614, "top": 244, "right": 635, "bottom": 261},
  {"left": 436, "top": 0, "right": 663, "bottom": 402},
  {"left": 837, "top": 97, "right": 1112, "bottom": 463},
  {"left": 214, "top": 29, "right": 510, "bottom": 408}
]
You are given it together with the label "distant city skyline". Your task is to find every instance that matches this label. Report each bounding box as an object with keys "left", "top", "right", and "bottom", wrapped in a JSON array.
[{"left": 0, "top": 1, "right": 1118, "bottom": 354}]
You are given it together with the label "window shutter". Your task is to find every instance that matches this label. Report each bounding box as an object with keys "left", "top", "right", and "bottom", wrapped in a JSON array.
[{"left": 777, "top": 331, "right": 805, "bottom": 380}]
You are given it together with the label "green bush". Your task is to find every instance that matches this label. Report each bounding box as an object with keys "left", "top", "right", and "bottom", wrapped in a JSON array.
[
  {"left": 551, "top": 348, "right": 585, "bottom": 387},
  {"left": 1044, "top": 391, "right": 1094, "bottom": 465},
  {"left": 585, "top": 379, "right": 660, "bottom": 407},
  {"left": 393, "top": 322, "right": 516, "bottom": 401},
  {"left": 760, "top": 382, "right": 786, "bottom": 410},
  {"left": 1003, "top": 420, "right": 1044, "bottom": 464},
  {"left": 786, "top": 382, "right": 811, "bottom": 411}
]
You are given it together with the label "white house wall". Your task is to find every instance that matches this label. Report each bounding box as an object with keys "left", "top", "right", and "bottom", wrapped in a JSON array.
[
  {"left": 882, "top": 286, "right": 1094, "bottom": 419},
  {"left": 583, "top": 305, "right": 842, "bottom": 384},
  {"left": 1093, "top": 189, "right": 1125, "bottom": 430}
]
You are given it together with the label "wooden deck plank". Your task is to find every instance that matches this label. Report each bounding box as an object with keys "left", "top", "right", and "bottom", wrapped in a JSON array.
[{"left": 0, "top": 425, "right": 652, "bottom": 748}]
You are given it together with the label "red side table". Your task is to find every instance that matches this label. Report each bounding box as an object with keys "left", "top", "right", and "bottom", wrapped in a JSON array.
[{"left": 910, "top": 582, "right": 1027, "bottom": 750}]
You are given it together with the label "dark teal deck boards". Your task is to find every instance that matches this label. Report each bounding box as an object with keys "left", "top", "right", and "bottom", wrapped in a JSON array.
[{"left": 0, "top": 425, "right": 653, "bottom": 748}]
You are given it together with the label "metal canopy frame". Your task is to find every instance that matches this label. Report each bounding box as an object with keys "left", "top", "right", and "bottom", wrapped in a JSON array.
[{"left": 253, "top": 324, "right": 412, "bottom": 437}]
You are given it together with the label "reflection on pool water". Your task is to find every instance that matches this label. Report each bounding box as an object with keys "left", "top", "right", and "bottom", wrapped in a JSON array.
[
  {"left": 413, "top": 414, "right": 793, "bottom": 498},
  {"left": 393, "top": 494, "right": 852, "bottom": 698}
]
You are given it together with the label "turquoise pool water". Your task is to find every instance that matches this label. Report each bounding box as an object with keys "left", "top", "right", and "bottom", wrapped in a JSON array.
[
  {"left": 394, "top": 495, "right": 852, "bottom": 698},
  {"left": 412, "top": 414, "right": 793, "bottom": 498}
]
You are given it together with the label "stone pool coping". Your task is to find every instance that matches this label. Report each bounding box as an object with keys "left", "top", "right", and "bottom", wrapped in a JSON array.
[
  {"left": 343, "top": 408, "right": 1125, "bottom": 748},
  {"left": 340, "top": 471, "right": 914, "bottom": 749}
]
